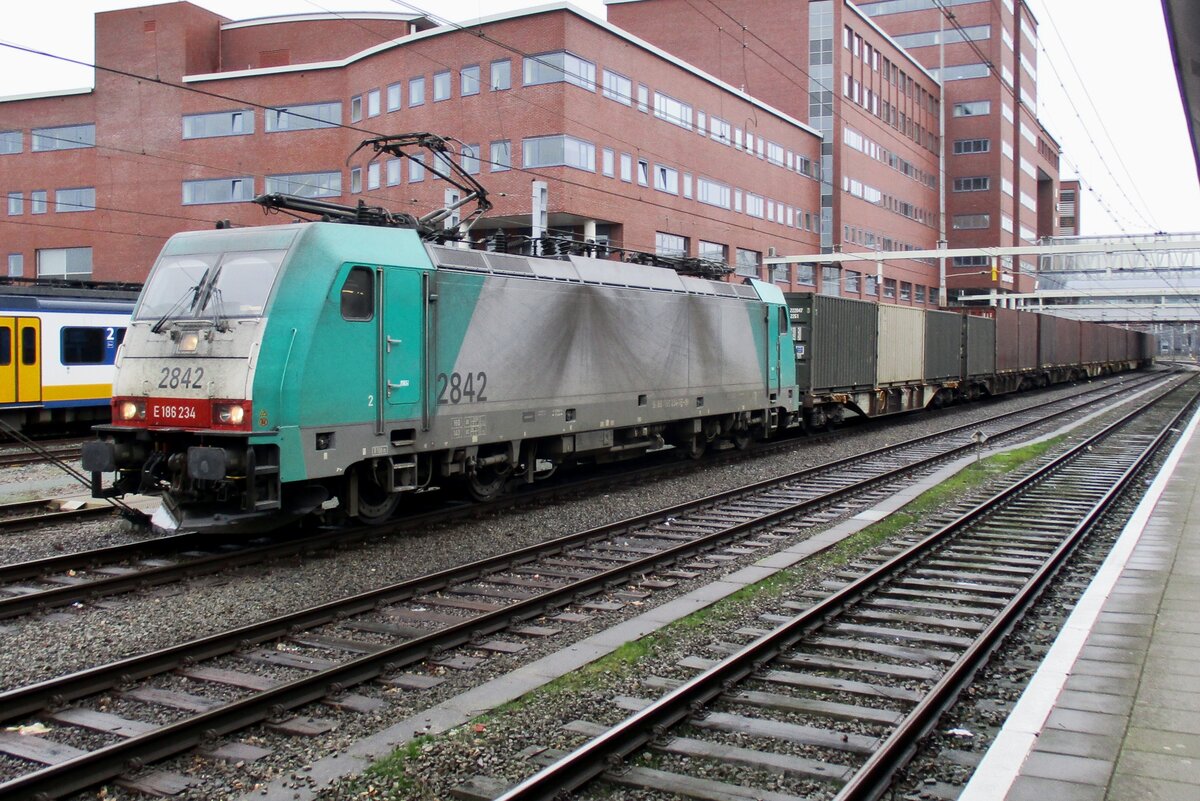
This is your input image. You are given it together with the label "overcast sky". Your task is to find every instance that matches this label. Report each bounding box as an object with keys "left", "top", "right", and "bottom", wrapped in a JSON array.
[{"left": 1, "top": 0, "right": 1195, "bottom": 237}]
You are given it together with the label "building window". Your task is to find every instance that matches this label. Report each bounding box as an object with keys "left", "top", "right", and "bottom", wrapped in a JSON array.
[
  {"left": 37, "top": 246, "right": 92, "bottom": 278},
  {"left": 386, "top": 158, "right": 402, "bottom": 186},
  {"left": 845, "top": 270, "right": 861, "bottom": 293},
  {"left": 865, "top": 276, "right": 877, "bottom": 296},
  {"left": 620, "top": 153, "right": 632, "bottom": 182},
  {"left": 182, "top": 110, "right": 252, "bottom": 139},
  {"left": 522, "top": 134, "right": 595, "bottom": 171},
  {"left": 953, "top": 138, "right": 990, "bottom": 154},
  {"left": 953, "top": 176, "right": 991, "bottom": 192},
  {"left": 387, "top": 82, "right": 402, "bottom": 111},
  {"left": 461, "top": 144, "right": 480, "bottom": 175},
  {"left": 350, "top": 95, "right": 363, "bottom": 122},
  {"left": 367, "top": 89, "right": 380, "bottom": 117},
  {"left": 953, "top": 100, "right": 990, "bottom": 117},
  {"left": 698, "top": 240, "right": 726, "bottom": 265},
  {"left": 952, "top": 213, "right": 991, "bottom": 230},
  {"left": 409, "top": 77, "right": 426, "bottom": 107},
  {"left": 637, "top": 158, "right": 649, "bottom": 186},
  {"left": 433, "top": 70, "right": 451, "bottom": 101},
  {"left": 797, "top": 264, "right": 815, "bottom": 285},
  {"left": 265, "top": 171, "right": 341, "bottom": 197},
  {"left": 409, "top": 155, "right": 425, "bottom": 182},
  {"left": 490, "top": 60, "right": 511, "bottom": 90},
  {"left": 350, "top": 167, "right": 362, "bottom": 193},
  {"left": 900, "top": 281, "right": 912, "bottom": 301},
  {"left": 182, "top": 178, "right": 253, "bottom": 205},
  {"left": 266, "top": 102, "right": 340, "bottom": 131},
  {"left": 915, "top": 284, "right": 926, "bottom": 303},
  {"left": 709, "top": 117, "right": 731, "bottom": 145},
  {"left": 655, "top": 232, "right": 687, "bottom": 257},
  {"left": 654, "top": 164, "right": 678, "bottom": 194},
  {"left": 602, "top": 70, "right": 632, "bottom": 105},
  {"left": 766, "top": 141, "right": 785, "bottom": 166},
  {"left": 31, "top": 124, "right": 95, "bottom": 151},
  {"left": 683, "top": 174, "right": 692, "bottom": 198},
  {"left": 6, "top": 192, "right": 21, "bottom": 216},
  {"left": 735, "top": 248, "right": 760, "bottom": 278},
  {"left": 7, "top": 253, "right": 23, "bottom": 277},
  {"left": 745, "top": 194, "right": 765, "bottom": 218},
  {"left": 367, "top": 162, "right": 381, "bottom": 189},
  {"left": 953, "top": 255, "right": 990, "bottom": 268},
  {"left": 653, "top": 92, "right": 693, "bottom": 130},
  {"left": 523, "top": 51, "right": 595, "bottom": 91},
  {"left": 461, "top": 65, "right": 481, "bottom": 96},
  {"left": 602, "top": 148, "right": 614, "bottom": 177},
  {"left": 636, "top": 84, "right": 649, "bottom": 112},
  {"left": 30, "top": 190, "right": 47, "bottom": 214},
  {"left": 883, "top": 278, "right": 897, "bottom": 299},
  {"left": 490, "top": 140, "right": 511, "bottom": 172},
  {"left": 696, "top": 177, "right": 731, "bottom": 209},
  {"left": 0, "top": 130, "right": 21, "bottom": 154}
]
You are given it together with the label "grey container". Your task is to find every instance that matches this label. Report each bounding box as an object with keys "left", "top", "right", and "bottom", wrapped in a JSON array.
[
  {"left": 785, "top": 292, "right": 877, "bottom": 393},
  {"left": 924, "top": 309, "right": 963, "bottom": 381},
  {"left": 965, "top": 314, "right": 996, "bottom": 377},
  {"left": 877, "top": 304, "right": 926, "bottom": 385}
]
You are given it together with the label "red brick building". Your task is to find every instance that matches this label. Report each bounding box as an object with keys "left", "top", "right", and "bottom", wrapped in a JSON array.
[
  {"left": 1, "top": 0, "right": 1072, "bottom": 306},
  {"left": 610, "top": 0, "right": 944, "bottom": 303},
  {"left": 0, "top": 2, "right": 822, "bottom": 288}
]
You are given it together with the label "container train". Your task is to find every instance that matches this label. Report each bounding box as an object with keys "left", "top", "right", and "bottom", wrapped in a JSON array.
[
  {"left": 1, "top": 289, "right": 135, "bottom": 432},
  {"left": 79, "top": 202, "right": 1153, "bottom": 535}
]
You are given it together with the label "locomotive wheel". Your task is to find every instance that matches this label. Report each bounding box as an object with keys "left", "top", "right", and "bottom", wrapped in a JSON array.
[
  {"left": 467, "top": 464, "right": 510, "bottom": 502},
  {"left": 731, "top": 429, "right": 752, "bottom": 451},
  {"left": 353, "top": 466, "right": 401, "bottom": 525},
  {"left": 684, "top": 435, "right": 706, "bottom": 460}
]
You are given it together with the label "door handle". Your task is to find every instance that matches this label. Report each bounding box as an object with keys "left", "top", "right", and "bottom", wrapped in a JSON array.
[{"left": 386, "top": 336, "right": 402, "bottom": 352}]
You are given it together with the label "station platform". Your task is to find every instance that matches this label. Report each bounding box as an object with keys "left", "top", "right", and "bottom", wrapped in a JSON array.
[{"left": 960, "top": 404, "right": 1200, "bottom": 800}]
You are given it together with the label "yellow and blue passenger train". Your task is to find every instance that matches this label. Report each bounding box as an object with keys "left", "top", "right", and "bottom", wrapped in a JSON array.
[{"left": 1, "top": 292, "right": 134, "bottom": 432}]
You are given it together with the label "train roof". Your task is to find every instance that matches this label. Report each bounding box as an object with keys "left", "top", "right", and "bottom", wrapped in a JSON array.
[
  {"left": 0, "top": 294, "right": 135, "bottom": 314},
  {"left": 426, "top": 244, "right": 764, "bottom": 301}
]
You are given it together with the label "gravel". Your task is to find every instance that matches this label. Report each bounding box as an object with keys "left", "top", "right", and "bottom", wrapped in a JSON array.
[{"left": 0, "top": 373, "right": 1163, "bottom": 800}]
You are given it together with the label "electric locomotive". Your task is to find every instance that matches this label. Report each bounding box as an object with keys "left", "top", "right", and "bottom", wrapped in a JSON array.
[{"left": 82, "top": 136, "right": 796, "bottom": 533}]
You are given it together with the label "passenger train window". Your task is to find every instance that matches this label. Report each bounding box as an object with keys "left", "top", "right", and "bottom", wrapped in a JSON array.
[
  {"left": 61, "top": 327, "right": 106, "bottom": 364},
  {"left": 20, "top": 326, "right": 35, "bottom": 365},
  {"left": 341, "top": 267, "right": 374, "bottom": 321},
  {"left": 0, "top": 328, "right": 9, "bottom": 366}
]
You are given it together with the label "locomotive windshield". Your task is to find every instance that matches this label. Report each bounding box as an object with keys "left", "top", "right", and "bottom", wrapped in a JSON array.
[{"left": 136, "top": 249, "right": 286, "bottom": 324}]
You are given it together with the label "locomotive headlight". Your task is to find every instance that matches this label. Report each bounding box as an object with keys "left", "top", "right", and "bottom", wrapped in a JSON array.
[
  {"left": 214, "top": 402, "right": 245, "bottom": 426},
  {"left": 117, "top": 399, "right": 146, "bottom": 421},
  {"left": 178, "top": 332, "right": 200, "bottom": 353}
]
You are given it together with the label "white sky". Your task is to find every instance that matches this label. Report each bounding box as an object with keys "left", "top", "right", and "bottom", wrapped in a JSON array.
[{"left": 0, "top": 0, "right": 1195, "bottom": 237}]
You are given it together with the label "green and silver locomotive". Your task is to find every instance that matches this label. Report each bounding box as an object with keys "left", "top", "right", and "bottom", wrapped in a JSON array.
[{"left": 82, "top": 208, "right": 797, "bottom": 533}]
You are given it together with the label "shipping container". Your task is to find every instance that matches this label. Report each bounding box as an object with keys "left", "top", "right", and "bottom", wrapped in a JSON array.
[
  {"left": 877, "top": 304, "right": 926, "bottom": 385},
  {"left": 924, "top": 309, "right": 962, "bottom": 381},
  {"left": 1137, "top": 330, "right": 1156, "bottom": 361},
  {"left": 784, "top": 292, "right": 876, "bottom": 392},
  {"left": 964, "top": 314, "right": 996, "bottom": 377},
  {"left": 1080, "top": 318, "right": 1104, "bottom": 362},
  {"left": 968, "top": 308, "right": 1037, "bottom": 372},
  {"left": 1106, "top": 326, "right": 1127, "bottom": 363},
  {"left": 1039, "top": 314, "right": 1082, "bottom": 367}
]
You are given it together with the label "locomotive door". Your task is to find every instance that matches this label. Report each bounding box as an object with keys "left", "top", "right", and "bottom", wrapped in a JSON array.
[
  {"left": 379, "top": 267, "right": 424, "bottom": 409},
  {"left": 0, "top": 317, "right": 40, "bottom": 403}
]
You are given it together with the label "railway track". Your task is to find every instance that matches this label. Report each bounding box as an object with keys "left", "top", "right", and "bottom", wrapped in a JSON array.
[
  {"left": 489, "top": 378, "right": 1199, "bottom": 801},
  {"left": 0, "top": 440, "right": 84, "bottom": 469},
  {"left": 0, "top": 374, "right": 1165, "bottom": 622},
  {"left": 0, "top": 373, "right": 1181, "bottom": 798},
  {"left": 0, "top": 498, "right": 117, "bottom": 535}
]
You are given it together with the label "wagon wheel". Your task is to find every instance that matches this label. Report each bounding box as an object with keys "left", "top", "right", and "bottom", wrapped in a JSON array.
[
  {"left": 467, "top": 463, "right": 511, "bottom": 502},
  {"left": 684, "top": 434, "right": 707, "bottom": 460},
  {"left": 731, "top": 428, "right": 752, "bottom": 451},
  {"left": 352, "top": 464, "right": 401, "bottom": 525}
]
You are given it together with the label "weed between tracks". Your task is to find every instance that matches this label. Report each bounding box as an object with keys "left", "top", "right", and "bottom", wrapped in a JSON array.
[{"left": 327, "top": 436, "right": 1060, "bottom": 800}]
